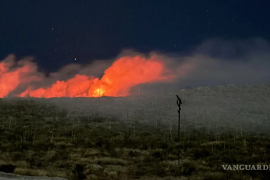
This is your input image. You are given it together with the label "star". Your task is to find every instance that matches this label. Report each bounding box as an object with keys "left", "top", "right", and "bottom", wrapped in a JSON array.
[{"left": 75, "top": 58, "right": 77, "bottom": 60}]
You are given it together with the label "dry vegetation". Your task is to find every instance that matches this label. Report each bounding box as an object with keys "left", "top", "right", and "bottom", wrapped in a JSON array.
[{"left": 0, "top": 84, "right": 270, "bottom": 180}]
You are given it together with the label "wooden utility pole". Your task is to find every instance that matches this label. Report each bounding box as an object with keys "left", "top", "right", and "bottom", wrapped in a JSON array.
[{"left": 176, "top": 95, "right": 182, "bottom": 166}]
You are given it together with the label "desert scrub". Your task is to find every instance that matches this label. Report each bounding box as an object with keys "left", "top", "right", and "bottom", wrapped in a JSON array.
[
  {"left": 0, "top": 87, "right": 270, "bottom": 179},
  {"left": 96, "top": 157, "right": 128, "bottom": 166}
]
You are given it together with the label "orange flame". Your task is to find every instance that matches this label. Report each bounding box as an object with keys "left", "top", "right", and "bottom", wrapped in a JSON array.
[{"left": 0, "top": 54, "right": 175, "bottom": 98}]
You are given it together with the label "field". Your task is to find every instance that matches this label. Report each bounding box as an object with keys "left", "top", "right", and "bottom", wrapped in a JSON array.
[{"left": 0, "top": 84, "right": 270, "bottom": 180}]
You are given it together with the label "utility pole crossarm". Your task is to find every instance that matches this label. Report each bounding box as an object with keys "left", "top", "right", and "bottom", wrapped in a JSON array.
[
  {"left": 176, "top": 95, "right": 182, "bottom": 103},
  {"left": 176, "top": 95, "right": 182, "bottom": 109}
]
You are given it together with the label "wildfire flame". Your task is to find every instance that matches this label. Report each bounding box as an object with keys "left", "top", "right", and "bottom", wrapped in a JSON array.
[{"left": 0, "top": 54, "right": 175, "bottom": 98}]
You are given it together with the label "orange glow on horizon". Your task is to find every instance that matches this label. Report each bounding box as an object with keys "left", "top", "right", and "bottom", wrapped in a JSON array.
[{"left": 0, "top": 55, "right": 175, "bottom": 98}]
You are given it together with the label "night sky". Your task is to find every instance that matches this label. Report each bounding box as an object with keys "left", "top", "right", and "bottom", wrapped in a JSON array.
[
  {"left": 1, "top": 0, "right": 269, "bottom": 72},
  {"left": 0, "top": 0, "right": 270, "bottom": 95}
]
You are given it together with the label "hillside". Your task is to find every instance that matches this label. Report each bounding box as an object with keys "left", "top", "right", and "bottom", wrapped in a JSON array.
[{"left": 0, "top": 84, "right": 270, "bottom": 179}]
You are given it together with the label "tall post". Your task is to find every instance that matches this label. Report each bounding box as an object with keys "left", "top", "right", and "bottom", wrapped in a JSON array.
[{"left": 176, "top": 95, "right": 182, "bottom": 166}]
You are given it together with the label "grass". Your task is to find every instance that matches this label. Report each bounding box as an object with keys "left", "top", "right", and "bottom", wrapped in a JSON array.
[{"left": 0, "top": 84, "right": 270, "bottom": 179}]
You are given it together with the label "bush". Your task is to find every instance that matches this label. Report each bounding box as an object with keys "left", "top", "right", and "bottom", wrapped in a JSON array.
[
  {"left": 71, "top": 164, "right": 86, "bottom": 180},
  {"left": 128, "top": 150, "right": 139, "bottom": 157},
  {"left": 0, "top": 164, "right": 16, "bottom": 173},
  {"left": 192, "top": 148, "right": 211, "bottom": 159},
  {"left": 95, "top": 137, "right": 104, "bottom": 147},
  {"left": 181, "top": 161, "right": 197, "bottom": 176}
]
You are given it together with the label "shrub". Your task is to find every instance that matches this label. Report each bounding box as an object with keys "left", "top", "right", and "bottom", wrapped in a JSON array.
[
  {"left": 181, "top": 161, "right": 197, "bottom": 176},
  {"left": 71, "top": 164, "right": 86, "bottom": 180}
]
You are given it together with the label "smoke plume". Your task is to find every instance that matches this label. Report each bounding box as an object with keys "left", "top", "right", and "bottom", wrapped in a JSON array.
[{"left": 0, "top": 37, "right": 269, "bottom": 98}]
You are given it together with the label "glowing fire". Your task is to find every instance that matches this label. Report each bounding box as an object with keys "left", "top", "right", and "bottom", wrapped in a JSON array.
[{"left": 0, "top": 54, "right": 175, "bottom": 98}]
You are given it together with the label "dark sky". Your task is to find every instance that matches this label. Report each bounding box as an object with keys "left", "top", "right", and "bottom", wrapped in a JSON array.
[{"left": 1, "top": 0, "right": 269, "bottom": 73}]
